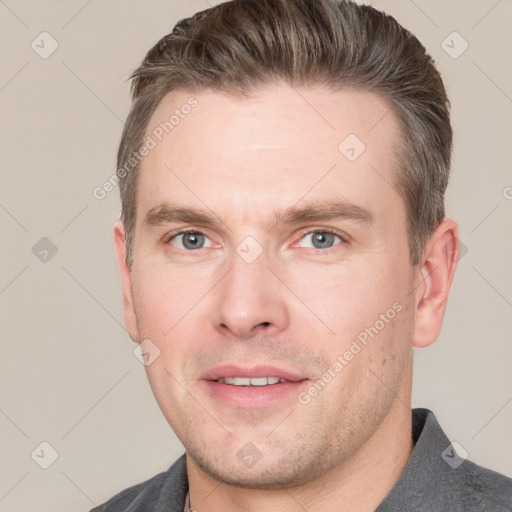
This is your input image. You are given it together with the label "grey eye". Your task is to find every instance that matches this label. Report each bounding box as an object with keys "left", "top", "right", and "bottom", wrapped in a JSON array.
[
  {"left": 299, "top": 231, "right": 342, "bottom": 250},
  {"left": 170, "top": 231, "right": 211, "bottom": 250}
]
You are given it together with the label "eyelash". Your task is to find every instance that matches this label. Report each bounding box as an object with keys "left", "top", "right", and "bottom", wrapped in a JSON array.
[
  {"left": 164, "top": 227, "right": 347, "bottom": 253},
  {"left": 295, "top": 228, "right": 346, "bottom": 252}
]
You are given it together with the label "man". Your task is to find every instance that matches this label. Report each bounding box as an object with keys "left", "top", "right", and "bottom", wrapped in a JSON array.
[{"left": 92, "top": 0, "right": 512, "bottom": 510}]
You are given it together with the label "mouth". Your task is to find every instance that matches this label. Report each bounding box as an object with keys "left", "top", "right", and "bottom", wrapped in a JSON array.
[
  {"left": 202, "top": 364, "right": 306, "bottom": 382},
  {"left": 216, "top": 376, "right": 288, "bottom": 386},
  {"left": 201, "top": 365, "right": 309, "bottom": 408}
]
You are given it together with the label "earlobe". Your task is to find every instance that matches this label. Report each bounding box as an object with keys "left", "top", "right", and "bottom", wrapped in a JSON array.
[
  {"left": 113, "top": 220, "right": 140, "bottom": 343},
  {"left": 412, "top": 218, "right": 459, "bottom": 348}
]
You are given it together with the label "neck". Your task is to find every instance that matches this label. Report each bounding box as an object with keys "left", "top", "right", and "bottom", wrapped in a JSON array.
[{"left": 187, "top": 376, "right": 413, "bottom": 511}]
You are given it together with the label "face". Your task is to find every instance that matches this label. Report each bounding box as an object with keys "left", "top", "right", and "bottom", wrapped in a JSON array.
[{"left": 118, "top": 84, "right": 421, "bottom": 488}]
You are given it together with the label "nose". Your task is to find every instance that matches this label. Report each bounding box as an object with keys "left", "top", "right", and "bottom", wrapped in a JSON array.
[{"left": 212, "top": 249, "right": 290, "bottom": 340}]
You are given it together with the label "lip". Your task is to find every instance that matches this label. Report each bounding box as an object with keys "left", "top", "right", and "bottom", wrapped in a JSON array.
[
  {"left": 203, "top": 380, "right": 309, "bottom": 408},
  {"left": 200, "top": 364, "right": 306, "bottom": 382},
  {"left": 200, "top": 364, "right": 309, "bottom": 408}
]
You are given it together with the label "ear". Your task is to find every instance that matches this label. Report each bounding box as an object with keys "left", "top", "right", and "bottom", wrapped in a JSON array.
[
  {"left": 113, "top": 220, "right": 140, "bottom": 343},
  {"left": 412, "top": 218, "right": 459, "bottom": 348}
]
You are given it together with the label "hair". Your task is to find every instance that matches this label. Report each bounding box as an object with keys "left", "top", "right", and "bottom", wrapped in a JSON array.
[{"left": 117, "top": 0, "right": 452, "bottom": 268}]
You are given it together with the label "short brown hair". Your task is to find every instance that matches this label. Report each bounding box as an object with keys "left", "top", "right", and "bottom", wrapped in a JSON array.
[{"left": 117, "top": 0, "right": 452, "bottom": 267}]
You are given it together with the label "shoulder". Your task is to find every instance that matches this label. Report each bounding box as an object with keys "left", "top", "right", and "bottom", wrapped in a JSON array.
[
  {"left": 457, "top": 458, "right": 512, "bottom": 511},
  {"left": 89, "top": 454, "right": 188, "bottom": 512},
  {"left": 378, "top": 409, "right": 512, "bottom": 512},
  {"left": 419, "top": 408, "right": 512, "bottom": 511}
]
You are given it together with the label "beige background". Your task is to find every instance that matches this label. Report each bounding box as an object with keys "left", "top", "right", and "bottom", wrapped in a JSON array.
[{"left": 0, "top": 1, "right": 511, "bottom": 510}]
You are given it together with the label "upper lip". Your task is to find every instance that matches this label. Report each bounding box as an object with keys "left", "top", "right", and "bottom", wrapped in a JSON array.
[{"left": 201, "top": 364, "right": 307, "bottom": 382}]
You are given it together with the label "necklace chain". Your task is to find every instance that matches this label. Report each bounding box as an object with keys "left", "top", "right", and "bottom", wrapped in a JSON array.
[{"left": 186, "top": 490, "right": 197, "bottom": 512}]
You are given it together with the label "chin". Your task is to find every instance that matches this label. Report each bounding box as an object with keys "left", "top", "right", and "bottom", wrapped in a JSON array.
[{"left": 187, "top": 439, "right": 333, "bottom": 490}]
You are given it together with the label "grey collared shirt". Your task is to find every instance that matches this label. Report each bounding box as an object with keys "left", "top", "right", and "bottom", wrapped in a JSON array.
[{"left": 91, "top": 408, "right": 512, "bottom": 511}]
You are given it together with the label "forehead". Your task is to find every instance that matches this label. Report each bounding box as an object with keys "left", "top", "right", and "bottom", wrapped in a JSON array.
[{"left": 137, "top": 84, "right": 403, "bottom": 226}]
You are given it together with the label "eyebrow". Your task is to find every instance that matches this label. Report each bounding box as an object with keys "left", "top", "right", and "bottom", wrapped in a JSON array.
[{"left": 143, "top": 200, "right": 374, "bottom": 231}]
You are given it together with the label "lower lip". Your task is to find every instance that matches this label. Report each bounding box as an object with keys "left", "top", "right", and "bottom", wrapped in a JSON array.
[{"left": 203, "top": 380, "right": 308, "bottom": 408}]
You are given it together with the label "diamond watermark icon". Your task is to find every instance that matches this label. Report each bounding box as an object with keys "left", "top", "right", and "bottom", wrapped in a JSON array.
[
  {"left": 133, "top": 338, "right": 161, "bottom": 366},
  {"left": 31, "top": 441, "right": 59, "bottom": 469},
  {"left": 31, "top": 32, "right": 59, "bottom": 59},
  {"left": 338, "top": 134, "right": 366, "bottom": 162},
  {"left": 441, "top": 441, "right": 468, "bottom": 469},
  {"left": 32, "top": 237, "right": 58, "bottom": 263},
  {"left": 457, "top": 239, "right": 468, "bottom": 261},
  {"left": 441, "top": 32, "right": 468, "bottom": 59},
  {"left": 237, "top": 442, "right": 263, "bottom": 468},
  {"left": 236, "top": 236, "right": 263, "bottom": 264}
]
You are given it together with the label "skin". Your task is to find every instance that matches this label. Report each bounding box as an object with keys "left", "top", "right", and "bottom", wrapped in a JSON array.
[{"left": 114, "top": 84, "right": 459, "bottom": 511}]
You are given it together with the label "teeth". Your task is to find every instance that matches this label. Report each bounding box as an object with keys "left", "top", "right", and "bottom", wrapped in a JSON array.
[{"left": 217, "top": 377, "right": 288, "bottom": 386}]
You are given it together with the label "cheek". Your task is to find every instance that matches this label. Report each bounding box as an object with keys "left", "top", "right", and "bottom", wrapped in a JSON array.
[
  {"left": 131, "top": 263, "right": 202, "bottom": 336},
  {"left": 131, "top": 266, "right": 211, "bottom": 387},
  {"left": 291, "top": 261, "right": 406, "bottom": 341},
  {"left": 299, "top": 263, "right": 414, "bottom": 388}
]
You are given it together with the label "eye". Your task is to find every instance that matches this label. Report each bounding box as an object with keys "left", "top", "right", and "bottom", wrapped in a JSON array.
[
  {"left": 167, "top": 229, "right": 213, "bottom": 251},
  {"left": 297, "top": 230, "right": 344, "bottom": 251}
]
